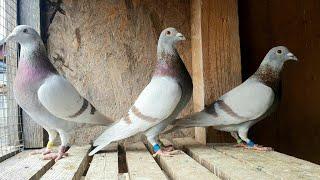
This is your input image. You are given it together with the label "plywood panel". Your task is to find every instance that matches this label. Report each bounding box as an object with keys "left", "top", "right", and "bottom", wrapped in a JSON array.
[
  {"left": 238, "top": 0, "right": 320, "bottom": 164},
  {"left": 191, "top": 0, "right": 242, "bottom": 143}
]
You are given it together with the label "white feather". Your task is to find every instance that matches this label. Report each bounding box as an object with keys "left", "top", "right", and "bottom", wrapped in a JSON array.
[
  {"left": 220, "top": 79, "right": 274, "bottom": 122},
  {"left": 38, "top": 75, "right": 112, "bottom": 125},
  {"left": 90, "top": 76, "right": 182, "bottom": 155}
]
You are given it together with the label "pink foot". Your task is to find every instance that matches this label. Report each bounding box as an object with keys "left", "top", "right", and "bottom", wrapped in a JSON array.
[
  {"left": 246, "top": 145, "right": 273, "bottom": 151},
  {"left": 152, "top": 149, "right": 181, "bottom": 157},
  {"left": 162, "top": 145, "right": 174, "bottom": 152},
  {"left": 234, "top": 143, "right": 247, "bottom": 148},
  {"left": 43, "top": 146, "right": 70, "bottom": 162},
  {"left": 30, "top": 148, "right": 52, "bottom": 155}
]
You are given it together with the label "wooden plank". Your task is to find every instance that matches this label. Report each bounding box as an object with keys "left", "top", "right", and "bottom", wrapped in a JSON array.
[
  {"left": 191, "top": 0, "right": 207, "bottom": 144},
  {"left": 85, "top": 144, "right": 118, "bottom": 180},
  {"left": 125, "top": 142, "right": 167, "bottom": 180},
  {"left": 19, "top": 0, "right": 44, "bottom": 148},
  {"left": 213, "top": 144, "right": 320, "bottom": 179},
  {"left": 0, "top": 150, "right": 54, "bottom": 180},
  {"left": 191, "top": 0, "right": 242, "bottom": 143},
  {"left": 41, "top": 145, "right": 90, "bottom": 180},
  {"left": 149, "top": 139, "right": 219, "bottom": 180},
  {"left": 173, "top": 138, "right": 275, "bottom": 180}
]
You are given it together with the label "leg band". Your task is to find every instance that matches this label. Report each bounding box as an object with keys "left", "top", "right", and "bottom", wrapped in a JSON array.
[
  {"left": 47, "top": 141, "right": 54, "bottom": 149},
  {"left": 153, "top": 144, "right": 161, "bottom": 152},
  {"left": 247, "top": 140, "right": 255, "bottom": 147}
]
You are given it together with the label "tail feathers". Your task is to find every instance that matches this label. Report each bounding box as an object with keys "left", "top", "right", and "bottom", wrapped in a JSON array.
[
  {"left": 164, "top": 111, "right": 215, "bottom": 134},
  {"left": 89, "top": 119, "right": 141, "bottom": 156}
]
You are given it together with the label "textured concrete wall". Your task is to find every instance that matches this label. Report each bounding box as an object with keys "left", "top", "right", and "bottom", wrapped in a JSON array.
[{"left": 45, "top": 0, "right": 193, "bottom": 144}]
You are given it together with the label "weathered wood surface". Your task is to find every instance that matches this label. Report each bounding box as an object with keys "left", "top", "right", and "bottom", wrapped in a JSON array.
[
  {"left": 41, "top": 145, "right": 90, "bottom": 180},
  {"left": 213, "top": 144, "right": 320, "bottom": 179},
  {"left": 19, "top": 0, "right": 44, "bottom": 149},
  {"left": 0, "top": 150, "right": 54, "bottom": 180},
  {"left": 173, "top": 137, "right": 320, "bottom": 180},
  {"left": 125, "top": 142, "right": 167, "bottom": 180},
  {"left": 154, "top": 139, "right": 220, "bottom": 180},
  {"left": 191, "top": 0, "right": 242, "bottom": 143},
  {"left": 238, "top": 0, "right": 320, "bottom": 165},
  {"left": 85, "top": 144, "right": 118, "bottom": 180}
]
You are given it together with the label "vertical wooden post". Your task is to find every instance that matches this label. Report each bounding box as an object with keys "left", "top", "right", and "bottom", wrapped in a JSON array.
[
  {"left": 191, "top": 0, "right": 242, "bottom": 143},
  {"left": 19, "top": 0, "right": 44, "bottom": 148}
]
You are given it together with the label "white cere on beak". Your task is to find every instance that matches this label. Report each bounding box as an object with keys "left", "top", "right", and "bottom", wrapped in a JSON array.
[{"left": 176, "top": 33, "right": 186, "bottom": 40}]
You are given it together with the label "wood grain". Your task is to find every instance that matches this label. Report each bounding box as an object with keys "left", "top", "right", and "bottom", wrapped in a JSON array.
[
  {"left": 0, "top": 150, "right": 54, "bottom": 180},
  {"left": 238, "top": 0, "right": 320, "bottom": 164},
  {"left": 19, "top": 0, "right": 44, "bottom": 148},
  {"left": 151, "top": 139, "right": 220, "bottom": 180},
  {"left": 191, "top": 0, "right": 242, "bottom": 143},
  {"left": 85, "top": 152, "right": 118, "bottom": 180},
  {"left": 41, "top": 145, "right": 90, "bottom": 180},
  {"left": 125, "top": 142, "right": 167, "bottom": 180}
]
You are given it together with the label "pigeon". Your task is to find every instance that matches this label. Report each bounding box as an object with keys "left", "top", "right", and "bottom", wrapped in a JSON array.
[
  {"left": 166, "top": 46, "right": 297, "bottom": 150},
  {"left": 0, "top": 25, "right": 114, "bottom": 161},
  {"left": 89, "top": 27, "right": 193, "bottom": 156}
]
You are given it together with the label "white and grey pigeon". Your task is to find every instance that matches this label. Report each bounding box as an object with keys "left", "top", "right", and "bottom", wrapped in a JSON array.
[
  {"left": 0, "top": 25, "right": 114, "bottom": 161},
  {"left": 89, "top": 27, "right": 193, "bottom": 156},
  {"left": 166, "top": 46, "right": 297, "bottom": 150}
]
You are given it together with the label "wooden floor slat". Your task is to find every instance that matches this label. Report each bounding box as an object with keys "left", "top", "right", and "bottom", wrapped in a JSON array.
[
  {"left": 213, "top": 144, "right": 320, "bottom": 179},
  {"left": 173, "top": 138, "right": 275, "bottom": 180},
  {"left": 41, "top": 145, "right": 90, "bottom": 180},
  {"left": 152, "top": 139, "right": 219, "bottom": 180},
  {"left": 85, "top": 143, "right": 118, "bottom": 180},
  {"left": 125, "top": 142, "right": 168, "bottom": 180},
  {"left": 0, "top": 150, "right": 54, "bottom": 180}
]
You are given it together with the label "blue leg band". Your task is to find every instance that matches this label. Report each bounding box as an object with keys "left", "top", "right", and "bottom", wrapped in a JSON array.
[
  {"left": 153, "top": 144, "right": 161, "bottom": 152},
  {"left": 247, "top": 140, "right": 255, "bottom": 147}
]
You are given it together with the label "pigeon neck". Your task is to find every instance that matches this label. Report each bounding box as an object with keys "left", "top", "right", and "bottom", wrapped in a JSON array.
[
  {"left": 253, "top": 59, "right": 284, "bottom": 90},
  {"left": 18, "top": 40, "right": 57, "bottom": 73},
  {"left": 153, "top": 45, "right": 181, "bottom": 77}
]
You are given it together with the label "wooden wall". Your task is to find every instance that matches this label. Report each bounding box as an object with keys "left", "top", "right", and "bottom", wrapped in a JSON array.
[{"left": 238, "top": 0, "right": 320, "bottom": 164}]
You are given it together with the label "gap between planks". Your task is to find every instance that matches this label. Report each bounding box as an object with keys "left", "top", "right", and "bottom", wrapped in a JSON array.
[{"left": 173, "top": 137, "right": 320, "bottom": 180}]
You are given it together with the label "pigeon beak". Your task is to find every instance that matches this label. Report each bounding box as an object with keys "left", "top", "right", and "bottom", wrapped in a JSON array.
[
  {"left": 286, "top": 52, "right": 298, "bottom": 61},
  {"left": 176, "top": 33, "right": 186, "bottom": 41}
]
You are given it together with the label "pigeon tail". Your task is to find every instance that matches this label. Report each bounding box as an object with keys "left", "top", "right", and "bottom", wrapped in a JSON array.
[
  {"left": 164, "top": 111, "right": 215, "bottom": 133},
  {"left": 89, "top": 118, "right": 142, "bottom": 156}
]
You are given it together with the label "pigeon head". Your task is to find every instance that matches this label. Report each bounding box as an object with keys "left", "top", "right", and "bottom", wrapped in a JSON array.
[
  {"left": 265, "top": 46, "right": 298, "bottom": 63},
  {"left": 158, "top": 27, "right": 185, "bottom": 51},
  {"left": 0, "top": 25, "right": 41, "bottom": 45}
]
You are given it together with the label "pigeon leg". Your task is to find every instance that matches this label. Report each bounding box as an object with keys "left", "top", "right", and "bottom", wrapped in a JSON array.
[
  {"left": 159, "top": 139, "right": 174, "bottom": 152},
  {"left": 30, "top": 129, "right": 57, "bottom": 155},
  {"left": 43, "top": 131, "right": 71, "bottom": 161},
  {"left": 230, "top": 131, "right": 246, "bottom": 148},
  {"left": 238, "top": 129, "right": 272, "bottom": 151}
]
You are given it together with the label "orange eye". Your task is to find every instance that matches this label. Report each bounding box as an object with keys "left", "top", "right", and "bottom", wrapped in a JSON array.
[{"left": 166, "top": 31, "right": 171, "bottom": 35}]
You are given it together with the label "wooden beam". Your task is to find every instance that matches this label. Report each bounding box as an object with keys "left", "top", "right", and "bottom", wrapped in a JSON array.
[
  {"left": 0, "top": 150, "right": 54, "bottom": 180},
  {"left": 151, "top": 139, "right": 220, "bottom": 180},
  {"left": 173, "top": 138, "right": 275, "bottom": 179},
  {"left": 41, "top": 146, "right": 90, "bottom": 180},
  {"left": 125, "top": 142, "right": 167, "bottom": 179},
  {"left": 18, "top": 0, "right": 44, "bottom": 148},
  {"left": 191, "top": 0, "right": 242, "bottom": 143}
]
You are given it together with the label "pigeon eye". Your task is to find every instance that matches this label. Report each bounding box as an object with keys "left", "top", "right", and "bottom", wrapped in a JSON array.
[
  {"left": 23, "top": 29, "right": 28, "bottom": 33},
  {"left": 166, "top": 31, "right": 171, "bottom": 35},
  {"left": 277, "top": 49, "right": 282, "bottom": 54}
]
